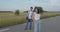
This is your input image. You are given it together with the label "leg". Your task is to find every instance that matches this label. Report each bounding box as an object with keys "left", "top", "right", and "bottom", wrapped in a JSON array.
[
  {"left": 37, "top": 21, "right": 41, "bottom": 32},
  {"left": 29, "top": 21, "right": 32, "bottom": 30},
  {"left": 24, "top": 20, "right": 29, "bottom": 30},
  {"left": 37, "top": 22, "right": 39, "bottom": 32},
  {"left": 34, "top": 21, "right": 38, "bottom": 32},
  {"left": 28, "top": 19, "right": 32, "bottom": 30},
  {"left": 34, "top": 21, "right": 41, "bottom": 32}
]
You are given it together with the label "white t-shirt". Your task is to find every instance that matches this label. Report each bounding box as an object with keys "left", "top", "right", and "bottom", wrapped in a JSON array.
[
  {"left": 34, "top": 12, "right": 40, "bottom": 20},
  {"left": 28, "top": 11, "right": 33, "bottom": 19}
]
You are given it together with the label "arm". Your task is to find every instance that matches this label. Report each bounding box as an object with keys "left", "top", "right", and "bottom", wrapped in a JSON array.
[
  {"left": 26, "top": 11, "right": 29, "bottom": 19},
  {"left": 32, "top": 14, "right": 35, "bottom": 22}
]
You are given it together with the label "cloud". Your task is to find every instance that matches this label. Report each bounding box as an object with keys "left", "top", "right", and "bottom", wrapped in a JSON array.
[
  {"left": 41, "top": 0, "right": 60, "bottom": 6},
  {"left": 50, "top": 0, "right": 60, "bottom": 6}
]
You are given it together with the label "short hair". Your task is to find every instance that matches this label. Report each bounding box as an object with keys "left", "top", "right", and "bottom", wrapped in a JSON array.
[{"left": 30, "top": 7, "right": 33, "bottom": 9}]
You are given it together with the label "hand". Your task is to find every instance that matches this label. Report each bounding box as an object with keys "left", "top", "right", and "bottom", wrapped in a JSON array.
[{"left": 32, "top": 20, "right": 34, "bottom": 23}]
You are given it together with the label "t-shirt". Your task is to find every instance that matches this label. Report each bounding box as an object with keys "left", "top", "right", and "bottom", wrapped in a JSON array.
[
  {"left": 34, "top": 12, "right": 40, "bottom": 20},
  {"left": 28, "top": 11, "right": 33, "bottom": 19}
]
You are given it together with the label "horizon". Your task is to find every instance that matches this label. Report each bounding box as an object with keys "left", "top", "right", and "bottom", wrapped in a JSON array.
[{"left": 0, "top": 0, "right": 60, "bottom": 12}]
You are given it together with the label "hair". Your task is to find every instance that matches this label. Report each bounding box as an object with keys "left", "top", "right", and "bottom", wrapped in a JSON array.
[
  {"left": 34, "top": 7, "right": 40, "bottom": 14},
  {"left": 30, "top": 7, "right": 33, "bottom": 9}
]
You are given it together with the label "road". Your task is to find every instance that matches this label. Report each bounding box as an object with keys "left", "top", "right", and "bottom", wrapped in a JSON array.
[{"left": 0, "top": 16, "right": 60, "bottom": 32}]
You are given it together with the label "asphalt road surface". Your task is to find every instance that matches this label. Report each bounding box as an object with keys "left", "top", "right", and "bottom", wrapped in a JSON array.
[{"left": 0, "top": 16, "right": 60, "bottom": 32}]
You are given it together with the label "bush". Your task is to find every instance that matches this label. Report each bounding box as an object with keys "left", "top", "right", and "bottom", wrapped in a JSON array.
[{"left": 15, "top": 10, "right": 20, "bottom": 15}]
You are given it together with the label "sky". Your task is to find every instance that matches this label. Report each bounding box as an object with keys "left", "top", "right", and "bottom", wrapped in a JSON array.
[{"left": 0, "top": 0, "right": 60, "bottom": 12}]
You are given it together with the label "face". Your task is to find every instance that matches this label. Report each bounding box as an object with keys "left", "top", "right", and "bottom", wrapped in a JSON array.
[
  {"left": 30, "top": 8, "right": 33, "bottom": 11},
  {"left": 35, "top": 8, "right": 38, "bottom": 13}
]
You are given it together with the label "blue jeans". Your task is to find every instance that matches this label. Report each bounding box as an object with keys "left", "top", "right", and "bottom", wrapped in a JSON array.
[
  {"left": 34, "top": 20, "right": 41, "bottom": 32},
  {"left": 24, "top": 19, "right": 32, "bottom": 30}
]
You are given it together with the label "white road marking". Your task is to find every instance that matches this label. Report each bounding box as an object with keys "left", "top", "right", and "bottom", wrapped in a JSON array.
[{"left": 0, "top": 28, "right": 10, "bottom": 32}]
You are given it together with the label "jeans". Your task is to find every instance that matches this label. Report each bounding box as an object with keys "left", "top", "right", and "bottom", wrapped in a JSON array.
[
  {"left": 34, "top": 20, "right": 41, "bottom": 32},
  {"left": 24, "top": 19, "right": 32, "bottom": 30}
]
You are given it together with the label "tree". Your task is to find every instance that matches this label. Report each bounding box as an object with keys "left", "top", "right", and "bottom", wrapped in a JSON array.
[
  {"left": 34, "top": 7, "right": 44, "bottom": 14},
  {"left": 15, "top": 10, "right": 20, "bottom": 15}
]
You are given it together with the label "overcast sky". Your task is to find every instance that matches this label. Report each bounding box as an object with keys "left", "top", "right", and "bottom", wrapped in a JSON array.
[{"left": 0, "top": 0, "right": 60, "bottom": 11}]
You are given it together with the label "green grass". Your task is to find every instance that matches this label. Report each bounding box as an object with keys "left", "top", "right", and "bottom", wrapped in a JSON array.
[
  {"left": 0, "top": 12, "right": 60, "bottom": 28},
  {"left": 0, "top": 13, "right": 26, "bottom": 28},
  {"left": 0, "top": 17, "right": 25, "bottom": 28}
]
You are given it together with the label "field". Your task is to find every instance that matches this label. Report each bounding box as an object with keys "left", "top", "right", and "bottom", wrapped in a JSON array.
[
  {"left": 41, "top": 12, "right": 60, "bottom": 19},
  {"left": 0, "top": 12, "right": 60, "bottom": 28},
  {"left": 0, "top": 13, "right": 26, "bottom": 28}
]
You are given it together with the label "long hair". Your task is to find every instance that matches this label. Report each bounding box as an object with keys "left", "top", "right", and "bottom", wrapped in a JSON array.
[{"left": 34, "top": 7, "right": 40, "bottom": 14}]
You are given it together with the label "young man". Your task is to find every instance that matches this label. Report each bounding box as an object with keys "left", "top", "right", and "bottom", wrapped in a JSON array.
[{"left": 24, "top": 7, "right": 33, "bottom": 31}]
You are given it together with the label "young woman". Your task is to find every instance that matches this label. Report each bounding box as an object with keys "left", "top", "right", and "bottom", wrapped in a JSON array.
[{"left": 32, "top": 7, "right": 41, "bottom": 32}]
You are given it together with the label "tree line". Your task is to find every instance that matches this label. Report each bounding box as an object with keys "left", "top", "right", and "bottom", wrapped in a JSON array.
[{"left": 15, "top": 7, "right": 45, "bottom": 15}]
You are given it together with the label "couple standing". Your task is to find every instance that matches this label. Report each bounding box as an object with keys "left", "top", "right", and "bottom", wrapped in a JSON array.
[{"left": 24, "top": 7, "right": 41, "bottom": 32}]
